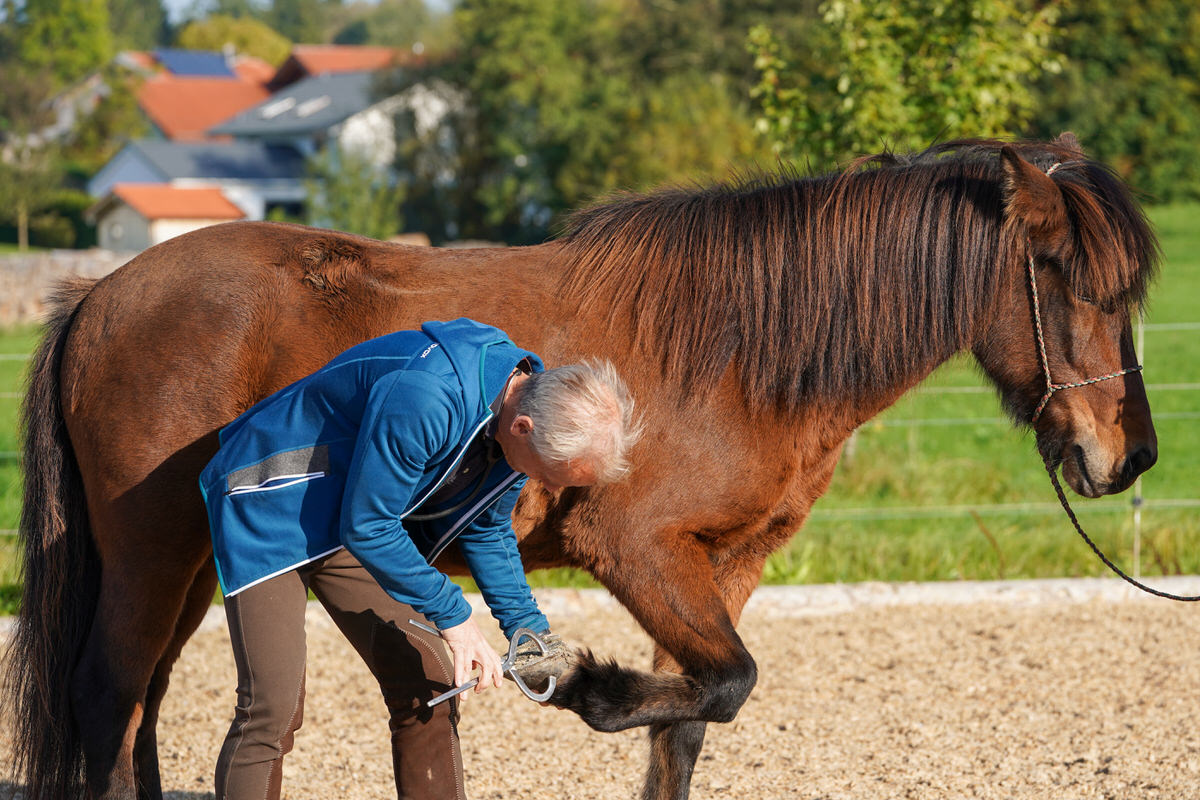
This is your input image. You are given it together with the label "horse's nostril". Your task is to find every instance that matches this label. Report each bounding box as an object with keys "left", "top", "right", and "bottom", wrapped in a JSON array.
[{"left": 1126, "top": 445, "right": 1157, "bottom": 477}]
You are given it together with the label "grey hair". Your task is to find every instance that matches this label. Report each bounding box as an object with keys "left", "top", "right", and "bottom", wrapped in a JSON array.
[{"left": 514, "top": 358, "right": 642, "bottom": 483}]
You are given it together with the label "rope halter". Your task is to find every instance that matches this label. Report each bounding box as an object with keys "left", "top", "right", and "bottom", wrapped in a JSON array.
[
  {"left": 1026, "top": 252, "right": 1143, "bottom": 424},
  {"left": 1030, "top": 162, "right": 1197, "bottom": 601},
  {"left": 1025, "top": 163, "right": 1142, "bottom": 424}
]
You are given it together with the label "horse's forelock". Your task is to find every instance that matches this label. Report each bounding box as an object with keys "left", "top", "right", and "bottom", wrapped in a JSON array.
[{"left": 1051, "top": 160, "right": 1159, "bottom": 310}]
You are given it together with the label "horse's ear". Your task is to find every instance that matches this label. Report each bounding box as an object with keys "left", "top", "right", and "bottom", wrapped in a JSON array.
[
  {"left": 1054, "top": 131, "right": 1084, "bottom": 155},
  {"left": 1000, "top": 145, "right": 1068, "bottom": 250}
]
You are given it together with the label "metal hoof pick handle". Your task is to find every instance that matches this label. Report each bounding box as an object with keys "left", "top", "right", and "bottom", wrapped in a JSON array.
[{"left": 410, "top": 621, "right": 558, "bottom": 707}]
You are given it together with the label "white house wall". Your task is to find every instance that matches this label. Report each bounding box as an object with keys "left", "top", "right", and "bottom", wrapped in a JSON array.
[
  {"left": 150, "top": 218, "right": 238, "bottom": 246},
  {"left": 172, "top": 178, "right": 306, "bottom": 218}
]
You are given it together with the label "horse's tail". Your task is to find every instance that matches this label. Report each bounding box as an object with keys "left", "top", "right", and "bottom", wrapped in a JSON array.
[{"left": 3, "top": 277, "right": 100, "bottom": 800}]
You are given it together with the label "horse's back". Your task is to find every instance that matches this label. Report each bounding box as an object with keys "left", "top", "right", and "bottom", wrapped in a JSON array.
[{"left": 59, "top": 222, "right": 562, "bottom": 505}]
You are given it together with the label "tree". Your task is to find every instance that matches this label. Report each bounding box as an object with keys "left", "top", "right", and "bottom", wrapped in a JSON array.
[
  {"left": 60, "top": 64, "right": 149, "bottom": 178},
  {"left": 391, "top": 0, "right": 778, "bottom": 244},
  {"left": 11, "top": 0, "right": 113, "bottom": 90},
  {"left": 176, "top": 14, "right": 292, "bottom": 65},
  {"left": 0, "top": 140, "right": 62, "bottom": 250},
  {"left": 0, "top": 59, "right": 60, "bottom": 250},
  {"left": 268, "top": 0, "right": 327, "bottom": 44},
  {"left": 749, "top": 0, "right": 1061, "bottom": 169},
  {"left": 305, "top": 146, "right": 405, "bottom": 240},
  {"left": 332, "top": 0, "right": 430, "bottom": 49},
  {"left": 1031, "top": 0, "right": 1200, "bottom": 202},
  {"left": 108, "top": 0, "right": 168, "bottom": 50}
]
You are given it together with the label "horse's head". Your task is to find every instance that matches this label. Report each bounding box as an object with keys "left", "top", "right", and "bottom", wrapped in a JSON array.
[{"left": 974, "top": 135, "right": 1158, "bottom": 498}]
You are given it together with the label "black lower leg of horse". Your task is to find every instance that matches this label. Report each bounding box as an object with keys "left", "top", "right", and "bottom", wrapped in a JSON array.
[
  {"left": 72, "top": 612, "right": 146, "bottom": 799},
  {"left": 643, "top": 721, "right": 708, "bottom": 800},
  {"left": 134, "top": 561, "right": 218, "bottom": 800},
  {"left": 550, "top": 534, "right": 758, "bottom": 733},
  {"left": 73, "top": 566, "right": 196, "bottom": 800}
]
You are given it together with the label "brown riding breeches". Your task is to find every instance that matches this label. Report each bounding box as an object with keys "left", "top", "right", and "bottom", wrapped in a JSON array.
[{"left": 216, "top": 548, "right": 466, "bottom": 800}]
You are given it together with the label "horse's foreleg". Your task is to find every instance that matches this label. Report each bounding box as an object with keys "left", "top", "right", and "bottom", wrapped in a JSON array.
[
  {"left": 134, "top": 560, "right": 218, "bottom": 800},
  {"left": 551, "top": 529, "right": 758, "bottom": 733},
  {"left": 640, "top": 553, "right": 770, "bottom": 800}
]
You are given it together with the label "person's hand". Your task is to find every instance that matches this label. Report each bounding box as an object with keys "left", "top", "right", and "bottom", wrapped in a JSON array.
[{"left": 439, "top": 616, "right": 503, "bottom": 703}]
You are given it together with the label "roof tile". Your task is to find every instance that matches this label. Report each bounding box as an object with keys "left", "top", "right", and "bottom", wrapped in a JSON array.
[
  {"left": 110, "top": 184, "right": 246, "bottom": 220},
  {"left": 138, "top": 75, "right": 270, "bottom": 140},
  {"left": 291, "top": 45, "right": 400, "bottom": 74}
]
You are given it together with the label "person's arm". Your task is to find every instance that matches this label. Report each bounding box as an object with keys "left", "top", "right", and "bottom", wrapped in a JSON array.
[
  {"left": 454, "top": 477, "right": 550, "bottom": 639},
  {"left": 339, "top": 372, "right": 474, "bottom": 630},
  {"left": 341, "top": 372, "right": 506, "bottom": 694}
]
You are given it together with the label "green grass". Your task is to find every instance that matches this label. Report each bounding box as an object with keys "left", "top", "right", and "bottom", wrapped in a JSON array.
[{"left": 1, "top": 204, "right": 1198, "bottom": 612}]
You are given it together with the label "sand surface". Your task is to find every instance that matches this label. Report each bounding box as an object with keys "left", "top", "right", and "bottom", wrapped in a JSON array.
[{"left": 4, "top": 578, "right": 1200, "bottom": 799}]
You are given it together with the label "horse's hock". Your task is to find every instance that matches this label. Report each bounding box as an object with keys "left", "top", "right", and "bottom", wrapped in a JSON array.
[{"left": 0, "top": 250, "right": 133, "bottom": 327}]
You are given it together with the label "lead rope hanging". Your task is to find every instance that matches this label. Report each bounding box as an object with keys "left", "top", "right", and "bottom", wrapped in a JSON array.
[
  {"left": 1023, "top": 203, "right": 1197, "bottom": 600},
  {"left": 1044, "top": 463, "right": 1200, "bottom": 601}
]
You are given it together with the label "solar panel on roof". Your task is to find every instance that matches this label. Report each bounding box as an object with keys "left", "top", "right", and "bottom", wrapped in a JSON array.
[{"left": 154, "top": 49, "right": 236, "bottom": 78}]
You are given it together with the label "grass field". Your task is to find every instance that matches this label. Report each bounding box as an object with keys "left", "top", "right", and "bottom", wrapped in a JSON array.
[{"left": 1, "top": 204, "right": 1197, "bottom": 611}]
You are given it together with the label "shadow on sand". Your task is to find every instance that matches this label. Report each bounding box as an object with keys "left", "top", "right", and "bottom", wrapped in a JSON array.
[{"left": 0, "top": 782, "right": 214, "bottom": 800}]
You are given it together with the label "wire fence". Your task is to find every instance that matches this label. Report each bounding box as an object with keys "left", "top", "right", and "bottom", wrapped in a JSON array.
[{"left": 0, "top": 319, "right": 1196, "bottom": 579}]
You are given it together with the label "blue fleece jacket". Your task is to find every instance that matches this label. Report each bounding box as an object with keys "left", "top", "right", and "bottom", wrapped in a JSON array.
[{"left": 199, "top": 318, "right": 549, "bottom": 637}]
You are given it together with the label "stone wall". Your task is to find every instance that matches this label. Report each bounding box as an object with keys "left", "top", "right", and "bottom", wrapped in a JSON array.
[{"left": 0, "top": 250, "right": 135, "bottom": 326}]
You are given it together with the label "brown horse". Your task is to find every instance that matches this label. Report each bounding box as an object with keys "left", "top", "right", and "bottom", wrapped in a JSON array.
[{"left": 4, "top": 135, "right": 1158, "bottom": 800}]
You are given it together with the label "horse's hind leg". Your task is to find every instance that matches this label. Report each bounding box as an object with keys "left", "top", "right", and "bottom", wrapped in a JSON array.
[
  {"left": 73, "top": 521, "right": 210, "bottom": 800},
  {"left": 134, "top": 560, "right": 219, "bottom": 800}
]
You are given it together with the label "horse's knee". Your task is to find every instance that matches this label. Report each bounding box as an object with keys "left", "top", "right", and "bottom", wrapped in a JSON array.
[{"left": 698, "top": 650, "right": 757, "bottom": 723}]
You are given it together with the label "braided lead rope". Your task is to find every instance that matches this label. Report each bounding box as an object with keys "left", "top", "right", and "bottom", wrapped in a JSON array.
[
  {"left": 1026, "top": 253, "right": 1143, "bottom": 424},
  {"left": 1045, "top": 461, "right": 1200, "bottom": 601}
]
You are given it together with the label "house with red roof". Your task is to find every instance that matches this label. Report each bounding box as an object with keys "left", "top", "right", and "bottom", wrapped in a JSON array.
[
  {"left": 267, "top": 45, "right": 405, "bottom": 91},
  {"left": 86, "top": 184, "right": 246, "bottom": 251},
  {"left": 138, "top": 76, "right": 270, "bottom": 141},
  {"left": 121, "top": 49, "right": 274, "bottom": 141},
  {"left": 83, "top": 45, "right": 442, "bottom": 248}
]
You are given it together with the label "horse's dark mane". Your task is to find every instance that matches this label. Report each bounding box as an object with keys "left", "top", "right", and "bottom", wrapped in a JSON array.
[{"left": 559, "top": 138, "right": 1158, "bottom": 412}]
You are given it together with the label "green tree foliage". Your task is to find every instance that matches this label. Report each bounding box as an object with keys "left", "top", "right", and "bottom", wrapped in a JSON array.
[
  {"left": 332, "top": 0, "right": 432, "bottom": 49},
  {"left": 108, "top": 0, "right": 168, "bottom": 50},
  {"left": 0, "top": 140, "right": 63, "bottom": 250},
  {"left": 268, "top": 0, "right": 328, "bottom": 44},
  {"left": 211, "top": 0, "right": 267, "bottom": 18},
  {"left": 1032, "top": 0, "right": 1200, "bottom": 202},
  {"left": 305, "top": 146, "right": 405, "bottom": 240},
  {"left": 176, "top": 14, "right": 293, "bottom": 64},
  {"left": 395, "top": 0, "right": 776, "bottom": 244},
  {"left": 749, "top": 0, "right": 1060, "bottom": 168},
  {"left": 0, "top": 51, "right": 60, "bottom": 250},
  {"left": 60, "top": 65, "right": 148, "bottom": 178},
  {"left": 10, "top": 0, "right": 113, "bottom": 89}
]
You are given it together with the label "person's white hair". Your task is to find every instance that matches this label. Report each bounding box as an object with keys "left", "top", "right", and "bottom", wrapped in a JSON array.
[{"left": 514, "top": 359, "right": 642, "bottom": 483}]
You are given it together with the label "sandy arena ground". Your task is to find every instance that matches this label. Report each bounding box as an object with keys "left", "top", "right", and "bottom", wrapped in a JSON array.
[{"left": 4, "top": 577, "right": 1200, "bottom": 799}]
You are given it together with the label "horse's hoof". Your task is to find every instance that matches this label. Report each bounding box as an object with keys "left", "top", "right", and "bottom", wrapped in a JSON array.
[{"left": 506, "top": 634, "right": 578, "bottom": 693}]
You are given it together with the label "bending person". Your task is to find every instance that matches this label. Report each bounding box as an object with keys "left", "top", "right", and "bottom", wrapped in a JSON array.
[{"left": 199, "top": 318, "right": 639, "bottom": 800}]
